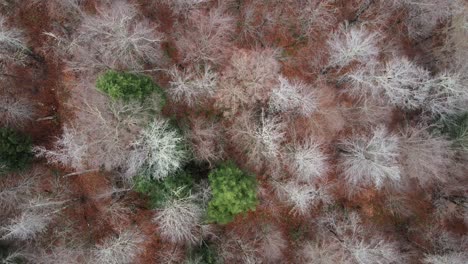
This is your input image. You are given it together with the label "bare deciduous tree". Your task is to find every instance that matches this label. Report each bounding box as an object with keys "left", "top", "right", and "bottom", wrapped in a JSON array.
[
  {"left": 258, "top": 224, "right": 287, "bottom": 263},
  {"left": 0, "top": 16, "right": 28, "bottom": 65},
  {"left": 275, "top": 181, "right": 333, "bottom": 215},
  {"left": 423, "top": 71, "right": 468, "bottom": 119},
  {"left": 423, "top": 253, "right": 468, "bottom": 264},
  {"left": 288, "top": 139, "right": 329, "bottom": 183},
  {"left": 434, "top": 7, "right": 468, "bottom": 72},
  {"left": 94, "top": 228, "right": 145, "bottom": 264},
  {"left": 0, "top": 168, "right": 40, "bottom": 217},
  {"left": 0, "top": 96, "right": 35, "bottom": 128},
  {"left": 327, "top": 24, "right": 380, "bottom": 68},
  {"left": 338, "top": 126, "right": 401, "bottom": 190},
  {"left": 68, "top": 1, "right": 164, "bottom": 71},
  {"left": 186, "top": 117, "right": 224, "bottom": 166},
  {"left": 230, "top": 110, "right": 285, "bottom": 169},
  {"left": 316, "top": 212, "right": 405, "bottom": 264},
  {"left": 1, "top": 197, "right": 67, "bottom": 241},
  {"left": 346, "top": 57, "right": 432, "bottom": 110},
  {"left": 162, "top": 0, "right": 210, "bottom": 15},
  {"left": 167, "top": 65, "right": 218, "bottom": 107},
  {"left": 396, "top": 0, "right": 465, "bottom": 39},
  {"left": 218, "top": 227, "right": 260, "bottom": 263},
  {"left": 216, "top": 48, "right": 280, "bottom": 117},
  {"left": 23, "top": 246, "right": 86, "bottom": 264},
  {"left": 269, "top": 76, "right": 319, "bottom": 116},
  {"left": 36, "top": 79, "right": 161, "bottom": 174},
  {"left": 299, "top": 240, "right": 341, "bottom": 264},
  {"left": 299, "top": 0, "right": 338, "bottom": 39},
  {"left": 154, "top": 196, "right": 203, "bottom": 245},
  {"left": 34, "top": 125, "right": 88, "bottom": 170},
  {"left": 340, "top": 98, "right": 394, "bottom": 129},
  {"left": 30, "top": 0, "right": 84, "bottom": 21},
  {"left": 399, "top": 125, "right": 454, "bottom": 187},
  {"left": 1, "top": 210, "right": 52, "bottom": 241},
  {"left": 126, "top": 119, "right": 188, "bottom": 180},
  {"left": 421, "top": 228, "right": 468, "bottom": 264},
  {"left": 175, "top": 7, "right": 235, "bottom": 65}
]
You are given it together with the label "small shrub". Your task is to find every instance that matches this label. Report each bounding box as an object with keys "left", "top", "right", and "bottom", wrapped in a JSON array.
[
  {"left": 134, "top": 170, "right": 194, "bottom": 209},
  {"left": 96, "top": 70, "right": 164, "bottom": 102},
  {"left": 0, "top": 127, "right": 32, "bottom": 173},
  {"left": 207, "top": 162, "right": 257, "bottom": 224}
]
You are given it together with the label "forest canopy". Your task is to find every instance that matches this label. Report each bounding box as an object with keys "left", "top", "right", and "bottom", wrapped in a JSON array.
[{"left": 0, "top": 0, "right": 466, "bottom": 263}]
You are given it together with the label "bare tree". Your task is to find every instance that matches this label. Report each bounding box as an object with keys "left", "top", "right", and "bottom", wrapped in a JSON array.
[
  {"left": 421, "top": 227, "right": 468, "bottom": 264},
  {"left": 340, "top": 98, "right": 394, "bottom": 129},
  {"left": 338, "top": 126, "right": 401, "bottom": 190},
  {"left": 274, "top": 181, "right": 333, "bottom": 215},
  {"left": 1, "top": 197, "right": 67, "bottom": 241},
  {"left": 154, "top": 196, "right": 203, "bottom": 245},
  {"left": 218, "top": 227, "right": 261, "bottom": 264},
  {"left": 269, "top": 76, "right": 319, "bottom": 116},
  {"left": 0, "top": 16, "right": 28, "bottom": 65},
  {"left": 0, "top": 96, "right": 35, "bottom": 128},
  {"left": 423, "top": 253, "right": 468, "bottom": 264},
  {"left": 299, "top": 240, "right": 342, "bottom": 264},
  {"left": 216, "top": 48, "right": 280, "bottom": 117},
  {"left": 126, "top": 119, "right": 188, "bottom": 180},
  {"left": 94, "top": 228, "right": 145, "bottom": 264},
  {"left": 327, "top": 24, "right": 380, "bottom": 68},
  {"left": 162, "top": 0, "right": 210, "bottom": 15},
  {"left": 0, "top": 167, "right": 40, "bottom": 217},
  {"left": 186, "top": 117, "right": 224, "bottom": 166},
  {"left": 316, "top": 212, "right": 405, "bottom": 264},
  {"left": 399, "top": 125, "right": 454, "bottom": 187},
  {"left": 299, "top": 0, "right": 338, "bottom": 39},
  {"left": 346, "top": 57, "right": 432, "bottom": 110},
  {"left": 175, "top": 7, "right": 235, "bottom": 65},
  {"left": 423, "top": 71, "right": 468, "bottom": 119},
  {"left": 167, "top": 65, "right": 218, "bottom": 107},
  {"left": 230, "top": 110, "right": 285, "bottom": 169},
  {"left": 288, "top": 139, "right": 329, "bottom": 183},
  {"left": 34, "top": 125, "right": 88, "bottom": 170},
  {"left": 0, "top": 250, "right": 25, "bottom": 264},
  {"left": 68, "top": 1, "right": 164, "bottom": 71},
  {"left": 396, "top": 0, "right": 465, "bottom": 39},
  {"left": 434, "top": 6, "right": 468, "bottom": 72},
  {"left": 29, "top": 0, "right": 84, "bottom": 21},
  {"left": 22, "top": 246, "right": 87, "bottom": 264},
  {"left": 258, "top": 224, "right": 287, "bottom": 263},
  {"left": 1, "top": 210, "right": 52, "bottom": 241},
  {"left": 36, "top": 80, "right": 160, "bottom": 173}
]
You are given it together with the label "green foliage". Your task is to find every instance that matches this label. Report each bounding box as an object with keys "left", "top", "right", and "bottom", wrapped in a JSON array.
[
  {"left": 207, "top": 162, "right": 257, "bottom": 224},
  {"left": 134, "top": 170, "right": 193, "bottom": 209},
  {"left": 96, "top": 70, "right": 165, "bottom": 102},
  {"left": 440, "top": 112, "right": 468, "bottom": 150},
  {"left": 0, "top": 127, "right": 32, "bottom": 174}
]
